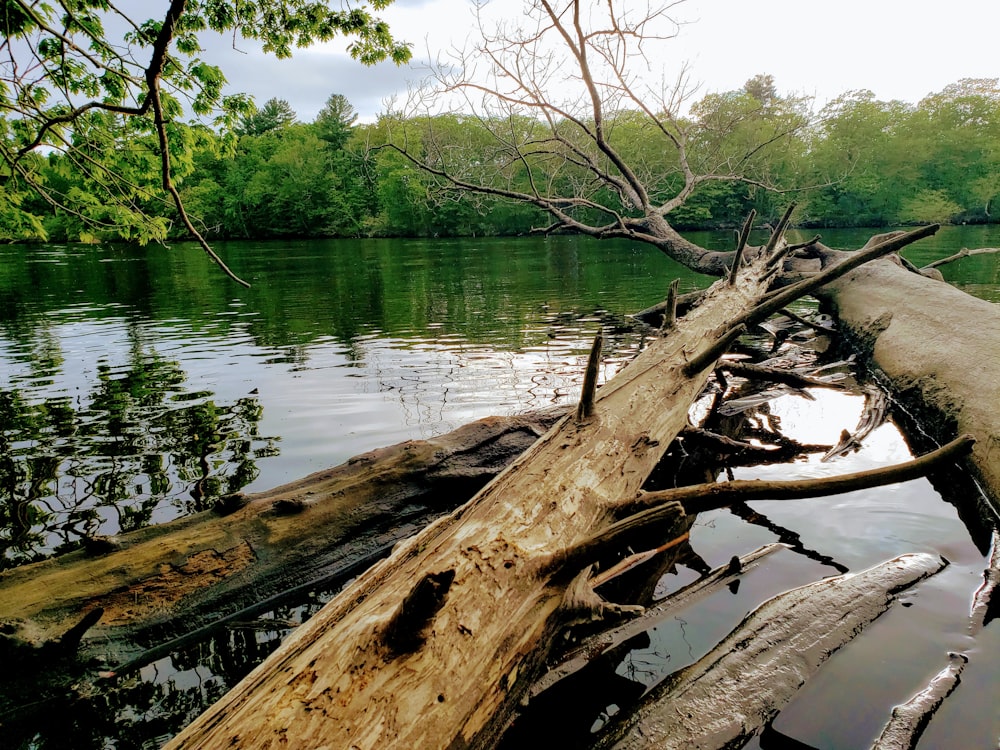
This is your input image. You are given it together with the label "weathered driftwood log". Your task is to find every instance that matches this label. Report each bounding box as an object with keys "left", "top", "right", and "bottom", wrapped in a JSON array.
[
  {"left": 817, "top": 254, "right": 1000, "bottom": 510},
  {"left": 870, "top": 652, "right": 968, "bottom": 750},
  {"left": 166, "top": 227, "right": 943, "bottom": 750},
  {"left": 166, "top": 259, "right": 777, "bottom": 749},
  {"left": 970, "top": 529, "right": 1000, "bottom": 635},
  {"left": 593, "top": 553, "right": 948, "bottom": 750},
  {"left": 0, "top": 409, "right": 566, "bottom": 665}
]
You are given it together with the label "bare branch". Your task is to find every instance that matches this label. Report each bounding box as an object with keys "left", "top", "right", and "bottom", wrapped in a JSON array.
[{"left": 922, "top": 246, "right": 1000, "bottom": 270}]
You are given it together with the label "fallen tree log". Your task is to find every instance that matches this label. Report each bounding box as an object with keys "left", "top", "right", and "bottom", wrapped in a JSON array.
[
  {"left": 593, "top": 552, "right": 948, "bottom": 750},
  {"left": 0, "top": 408, "right": 566, "bottom": 666},
  {"left": 870, "top": 652, "right": 968, "bottom": 750},
  {"left": 165, "top": 228, "right": 950, "bottom": 750},
  {"left": 816, "top": 254, "right": 1000, "bottom": 512},
  {"left": 165, "top": 257, "right": 778, "bottom": 749}
]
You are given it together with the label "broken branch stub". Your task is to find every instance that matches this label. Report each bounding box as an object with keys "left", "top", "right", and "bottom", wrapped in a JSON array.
[
  {"left": 762, "top": 202, "right": 797, "bottom": 264},
  {"left": 577, "top": 331, "right": 603, "bottom": 421},
  {"left": 659, "top": 279, "right": 680, "bottom": 331},
  {"left": 728, "top": 210, "right": 756, "bottom": 285}
]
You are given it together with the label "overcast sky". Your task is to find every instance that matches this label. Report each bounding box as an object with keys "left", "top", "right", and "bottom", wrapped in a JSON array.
[{"left": 208, "top": 0, "right": 1000, "bottom": 123}]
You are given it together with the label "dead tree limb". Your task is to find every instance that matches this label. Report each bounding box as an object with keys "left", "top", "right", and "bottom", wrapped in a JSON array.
[
  {"left": 921, "top": 246, "right": 1000, "bottom": 270},
  {"left": 720, "top": 360, "right": 847, "bottom": 391},
  {"left": 728, "top": 210, "right": 756, "bottom": 285},
  {"left": 777, "top": 306, "right": 833, "bottom": 334},
  {"left": 762, "top": 202, "right": 797, "bottom": 269},
  {"left": 595, "top": 553, "right": 947, "bottom": 749},
  {"left": 531, "top": 543, "right": 786, "bottom": 697},
  {"left": 615, "top": 434, "right": 975, "bottom": 517},
  {"left": 744, "top": 224, "right": 940, "bottom": 326},
  {"left": 870, "top": 652, "right": 968, "bottom": 750}
]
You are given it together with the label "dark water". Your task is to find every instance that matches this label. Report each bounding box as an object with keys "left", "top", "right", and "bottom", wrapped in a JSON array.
[{"left": 1, "top": 227, "right": 999, "bottom": 748}]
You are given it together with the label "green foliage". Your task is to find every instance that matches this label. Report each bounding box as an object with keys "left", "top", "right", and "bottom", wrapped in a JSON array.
[
  {"left": 238, "top": 98, "right": 298, "bottom": 136},
  {"left": 898, "top": 190, "right": 962, "bottom": 225},
  {"left": 5, "top": 64, "right": 1000, "bottom": 240},
  {"left": 315, "top": 93, "right": 358, "bottom": 148},
  {"left": 0, "top": 1, "right": 410, "bottom": 249}
]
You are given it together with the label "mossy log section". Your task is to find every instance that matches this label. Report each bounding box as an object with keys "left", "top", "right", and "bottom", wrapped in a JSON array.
[
  {"left": 818, "top": 255, "right": 1000, "bottom": 509},
  {"left": 0, "top": 409, "right": 565, "bottom": 664},
  {"left": 166, "top": 262, "right": 774, "bottom": 749},
  {"left": 595, "top": 553, "right": 948, "bottom": 750}
]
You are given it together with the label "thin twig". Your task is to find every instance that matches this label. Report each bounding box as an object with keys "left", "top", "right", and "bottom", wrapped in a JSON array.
[{"left": 922, "top": 246, "right": 1000, "bottom": 270}]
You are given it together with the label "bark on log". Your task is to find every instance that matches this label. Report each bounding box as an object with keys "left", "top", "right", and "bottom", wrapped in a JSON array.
[
  {"left": 817, "top": 257, "right": 1000, "bottom": 511},
  {"left": 594, "top": 553, "right": 947, "bottom": 750},
  {"left": 0, "top": 409, "right": 566, "bottom": 664},
  {"left": 165, "top": 263, "right": 775, "bottom": 749}
]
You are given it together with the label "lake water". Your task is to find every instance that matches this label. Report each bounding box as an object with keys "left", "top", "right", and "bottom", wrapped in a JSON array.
[{"left": 1, "top": 227, "right": 999, "bottom": 748}]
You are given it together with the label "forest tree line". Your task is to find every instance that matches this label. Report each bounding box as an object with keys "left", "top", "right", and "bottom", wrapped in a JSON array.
[{"left": 4, "top": 76, "right": 1000, "bottom": 243}]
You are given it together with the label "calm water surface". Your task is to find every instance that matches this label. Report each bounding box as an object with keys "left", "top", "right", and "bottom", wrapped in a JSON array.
[{"left": 1, "top": 227, "right": 998, "bottom": 748}]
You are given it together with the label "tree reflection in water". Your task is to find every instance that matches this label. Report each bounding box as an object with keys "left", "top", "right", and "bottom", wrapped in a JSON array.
[
  {"left": 0, "top": 338, "right": 277, "bottom": 569},
  {"left": 3, "top": 600, "right": 324, "bottom": 750}
]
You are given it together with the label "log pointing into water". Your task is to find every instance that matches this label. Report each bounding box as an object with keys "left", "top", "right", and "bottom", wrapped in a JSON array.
[
  {"left": 595, "top": 552, "right": 948, "bottom": 750},
  {"left": 870, "top": 652, "right": 968, "bottom": 750},
  {"left": 0, "top": 408, "right": 567, "bottom": 665}
]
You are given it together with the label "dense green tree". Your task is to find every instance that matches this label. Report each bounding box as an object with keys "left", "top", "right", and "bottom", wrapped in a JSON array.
[
  {"left": 238, "top": 98, "right": 299, "bottom": 136},
  {"left": 316, "top": 93, "right": 359, "bottom": 149},
  {"left": 803, "top": 91, "right": 914, "bottom": 226},
  {"left": 906, "top": 79, "right": 1000, "bottom": 222}
]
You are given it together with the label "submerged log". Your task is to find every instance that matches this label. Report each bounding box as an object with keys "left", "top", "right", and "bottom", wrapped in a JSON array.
[
  {"left": 0, "top": 408, "right": 566, "bottom": 664},
  {"left": 870, "top": 652, "right": 968, "bottom": 750},
  {"left": 970, "top": 528, "right": 1000, "bottom": 634},
  {"left": 594, "top": 553, "right": 948, "bottom": 750}
]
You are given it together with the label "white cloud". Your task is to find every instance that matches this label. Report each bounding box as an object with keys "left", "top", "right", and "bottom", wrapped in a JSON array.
[{"left": 206, "top": 0, "right": 1000, "bottom": 122}]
